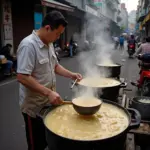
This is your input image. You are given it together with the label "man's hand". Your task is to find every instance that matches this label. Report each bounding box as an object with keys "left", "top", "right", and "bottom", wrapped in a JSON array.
[
  {"left": 71, "top": 72, "right": 82, "bottom": 81},
  {"left": 48, "top": 91, "right": 63, "bottom": 105}
]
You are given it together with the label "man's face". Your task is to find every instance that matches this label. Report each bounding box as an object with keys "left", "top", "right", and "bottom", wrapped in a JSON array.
[{"left": 44, "top": 25, "right": 65, "bottom": 43}]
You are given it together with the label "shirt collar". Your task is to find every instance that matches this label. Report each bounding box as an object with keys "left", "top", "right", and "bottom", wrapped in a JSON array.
[{"left": 32, "top": 30, "right": 45, "bottom": 49}]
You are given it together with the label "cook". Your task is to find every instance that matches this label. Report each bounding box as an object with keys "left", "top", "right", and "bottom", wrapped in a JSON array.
[{"left": 17, "top": 11, "right": 82, "bottom": 150}]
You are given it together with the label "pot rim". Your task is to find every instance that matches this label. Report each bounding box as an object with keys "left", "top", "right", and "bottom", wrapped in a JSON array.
[
  {"left": 96, "top": 63, "right": 122, "bottom": 67},
  {"left": 44, "top": 100, "right": 131, "bottom": 142},
  {"left": 132, "top": 96, "right": 150, "bottom": 105},
  {"left": 77, "top": 77, "right": 122, "bottom": 88}
]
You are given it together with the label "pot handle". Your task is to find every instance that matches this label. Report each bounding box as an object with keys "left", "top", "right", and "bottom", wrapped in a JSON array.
[
  {"left": 127, "top": 108, "right": 141, "bottom": 130},
  {"left": 120, "top": 82, "right": 127, "bottom": 88}
]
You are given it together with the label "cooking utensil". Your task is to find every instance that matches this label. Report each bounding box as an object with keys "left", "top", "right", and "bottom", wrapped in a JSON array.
[
  {"left": 76, "top": 77, "right": 127, "bottom": 102},
  {"left": 70, "top": 79, "right": 78, "bottom": 89},
  {"left": 96, "top": 63, "right": 122, "bottom": 78},
  {"left": 44, "top": 99, "right": 141, "bottom": 150},
  {"left": 130, "top": 96, "right": 150, "bottom": 120},
  {"left": 62, "top": 99, "right": 102, "bottom": 116}
]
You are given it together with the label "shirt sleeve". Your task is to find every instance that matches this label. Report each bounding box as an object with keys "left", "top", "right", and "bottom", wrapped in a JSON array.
[
  {"left": 17, "top": 46, "right": 35, "bottom": 75},
  {"left": 135, "top": 45, "right": 142, "bottom": 55}
]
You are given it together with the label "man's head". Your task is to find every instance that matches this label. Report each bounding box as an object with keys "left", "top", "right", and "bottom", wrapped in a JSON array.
[
  {"left": 131, "top": 35, "right": 134, "bottom": 39},
  {"left": 146, "top": 37, "right": 150, "bottom": 43},
  {"left": 41, "top": 11, "right": 68, "bottom": 44}
]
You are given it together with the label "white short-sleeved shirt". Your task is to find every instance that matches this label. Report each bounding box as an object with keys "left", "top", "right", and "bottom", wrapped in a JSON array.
[{"left": 17, "top": 30, "right": 58, "bottom": 117}]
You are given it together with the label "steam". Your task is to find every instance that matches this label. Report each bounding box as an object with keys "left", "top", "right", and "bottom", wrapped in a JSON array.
[{"left": 72, "top": 13, "right": 115, "bottom": 99}]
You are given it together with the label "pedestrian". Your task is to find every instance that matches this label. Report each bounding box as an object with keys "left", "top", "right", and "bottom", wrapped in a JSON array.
[
  {"left": 127, "top": 35, "right": 136, "bottom": 52},
  {"left": 69, "top": 35, "right": 73, "bottom": 57},
  {"left": 0, "top": 55, "right": 13, "bottom": 75},
  {"left": 0, "top": 43, "right": 17, "bottom": 72},
  {"left": 17, "top": 10, "right": 82, "bottom": 150},
  {"left": 113, "top": 36, "right": 119, "bottom": 50},
  {"left": 134, "top": 36, "right": 150, "bottom": 56},
  {"left": 119, "top": 35, "right": 125, "bottom": 50}
]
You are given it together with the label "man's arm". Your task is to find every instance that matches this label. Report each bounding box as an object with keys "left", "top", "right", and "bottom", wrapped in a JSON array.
[
  {"left": 17, "top": 74, "right": 52, "bottom": 96},
  {"left": 55, "top": 64, "right": 82, "bottom": 80},
  {"left": 135, "top": 45, "right": 142, "bottom": 55},
  {"left": 55, "top": 64, "right": 73, "bottom": 78}
]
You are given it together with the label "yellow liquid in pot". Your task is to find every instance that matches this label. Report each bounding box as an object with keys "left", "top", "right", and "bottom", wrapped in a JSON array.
[
  {"left": 44, "top": 103, "right": 129, "bottom": 141},
  {"left": 72, "top": 97, "right": 102, "bottom": 107},
  {"left": 78, "top": 77, "right": 121, "bottom": 88}
]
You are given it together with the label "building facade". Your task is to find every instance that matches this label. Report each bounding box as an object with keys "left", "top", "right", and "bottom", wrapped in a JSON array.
[
  {"left": 0, "top": 0, "right": 122, "bottom": 53},
  {"left": 118, "top": 3, "right": 128, "bottom": 32},
  {"left": 136, "top": 0, "right": 150, "bottom": 36}
]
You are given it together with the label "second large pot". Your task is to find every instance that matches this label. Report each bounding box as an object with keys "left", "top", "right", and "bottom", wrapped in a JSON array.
[
  {"left": 44, "top": 100, "right": 141, "bottom": 150},
  {"left": 96, "top": 63, "right": 122, "bottom": 78},
  {"left": 76, "top": 77, "right": 127, "bottom": 102}
]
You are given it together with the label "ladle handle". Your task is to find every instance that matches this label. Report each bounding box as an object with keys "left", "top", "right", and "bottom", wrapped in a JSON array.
[
  {"left": 70, "top": 79, "right": 78, "bottom": 89},
  {"left": 62, "top": 100, "right": 72, "bottom": 104}
]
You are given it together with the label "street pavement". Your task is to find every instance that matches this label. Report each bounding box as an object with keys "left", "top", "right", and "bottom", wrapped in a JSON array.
[{"left": 0, "top": 48, "right": 139, "bottom": 150}]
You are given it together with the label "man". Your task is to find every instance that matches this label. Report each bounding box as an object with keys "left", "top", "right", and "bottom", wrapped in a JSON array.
[
  {"left": 0, "top": 55, "right": 13, "bottom": 75},
  {"left": 0, "top": 43, "right": 17, "bottom": 72},
  {"left": 127, "top": 35, "right": 136, "bottom": 52},
  {"left": 119, "top": 35, "right": 125, "bottom": 50},
  {"left": 113, "top": 36, "right": 119, "bottom": 49},
  {"left": 69, "top": 35, "right": 73, "bottom": 57},
  {"left": 135, "top": 36, "right": 150, "bottom": 56},
  {"left": 17, "top": 11, "right": 82, "bottom": 150}
]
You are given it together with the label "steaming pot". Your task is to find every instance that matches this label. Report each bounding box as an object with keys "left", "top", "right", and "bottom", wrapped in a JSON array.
[
  {"left": 96, "top": 63, "right": 122, "bottom": 79},
  {"left": 76, "top": 77, "right": 127, "bottom": 102}
]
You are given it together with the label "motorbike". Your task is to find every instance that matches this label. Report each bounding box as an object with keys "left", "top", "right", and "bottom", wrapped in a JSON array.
[
  {"left": 64, "top": 41, "right": 78, "bottom": 57},
  {"left": 131, "top": 53, "right": 150, "bottom": 96},
  {"left": 53, "top": 43, "right": 61, "bottom": 62},
  {"left": 128, "top": 44, "right": 135, "bottom": 58}
]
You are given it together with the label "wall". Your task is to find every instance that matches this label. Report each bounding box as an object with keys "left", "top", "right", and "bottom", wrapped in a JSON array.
[
  {"left": 102, "top": 1, "right": 116, "bottom": 22},
  {"left": 11, "top": 1, "right": 34, "bottom": 53},
  {"left": 1, "top": 0, "right": 13, "bottom": 53}
]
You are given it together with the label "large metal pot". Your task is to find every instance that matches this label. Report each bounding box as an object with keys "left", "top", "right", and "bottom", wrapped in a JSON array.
[
  {"left": 130, "top": 96, "right": 150, "bottom": 120},
  {"left": 44, "top": 100, "right": 141, "bottom": 150},
  {"left": 96, "top": 63, "right": 122, "bottom": 78},
  {"left": 76, "top": 77, "right": 127, "bottom": 102}
]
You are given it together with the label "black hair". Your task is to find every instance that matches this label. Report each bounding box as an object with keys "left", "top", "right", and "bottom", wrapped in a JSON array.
[
  {"left": 42, "top": 10, "right": 68, "bottom": 30},
  {"left": 131, "top": 35, "right": 134, "bottom": 39},
  {"left": 146, "top": 37, "right": 150, "bottom": 42},
  {"left": 6, "top": 43, "right": 12, "bottom": 47}
]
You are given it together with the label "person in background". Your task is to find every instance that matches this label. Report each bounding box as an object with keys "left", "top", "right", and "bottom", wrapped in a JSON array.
[
  {"left": 128, "top": 35, "right": 136, "bottom": 51},
  {"left": 119, "top": 35, "right": 125, "bottom": 50},
  {"left": 0, "top": 43, "right": 17, "bottom": 72},
  {"left": 69, "top": 35, "right": 73, "bottom": 57},
  {"left": 134, "top": 37, "right": 150, "bottom": 56},
  {"left": 17, "top": 10, "right": 82, "bottom": 150},
  {"left": 0, "top": 55, "right": 13, "bottom": 75},
  {"left": 113, "top": 36, "right": 119, "bottom": 49}
]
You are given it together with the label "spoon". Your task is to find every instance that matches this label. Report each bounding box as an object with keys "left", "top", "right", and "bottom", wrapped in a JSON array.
[{"left": 61, "top": 98, "right": 102, "bottom": 116}]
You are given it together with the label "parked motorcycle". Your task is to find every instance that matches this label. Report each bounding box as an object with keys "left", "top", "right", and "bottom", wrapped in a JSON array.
[
  {"left": 53, "top": 43, "right": 61, "bottom": 62},
  {"left": 64, "top": 42, "right": 78, "bottom": 57},
  {"left": 131, "top": 53, "right": 150, "bottom": 96},
  {"left": 128, "top": 44, "right": 135, "bottom": 58}
]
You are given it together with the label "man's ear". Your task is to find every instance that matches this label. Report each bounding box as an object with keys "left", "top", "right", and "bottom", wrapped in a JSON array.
[{"left": 45, "top": 25, "right": 52, "bottom": 32}]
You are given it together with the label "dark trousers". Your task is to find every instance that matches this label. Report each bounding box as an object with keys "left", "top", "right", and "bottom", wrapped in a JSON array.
[{"left": 22, "top": 113, "right": 47, "bottom": 150}]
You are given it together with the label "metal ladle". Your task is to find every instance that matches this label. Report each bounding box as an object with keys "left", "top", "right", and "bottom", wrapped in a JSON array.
[{"left": 62, "top": 98, "right": 102, "bottom": 116}]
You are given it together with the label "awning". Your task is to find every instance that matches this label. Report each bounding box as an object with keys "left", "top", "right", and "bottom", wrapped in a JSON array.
[
  {"left": 137, "top": 15, "right": 146, "bottom": 23},
  {"left": 141, "top": 12, "right": 150, "bottom": 26},
  {"left": 41, "top": 0, "right": 74, "bottom": 12}
]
